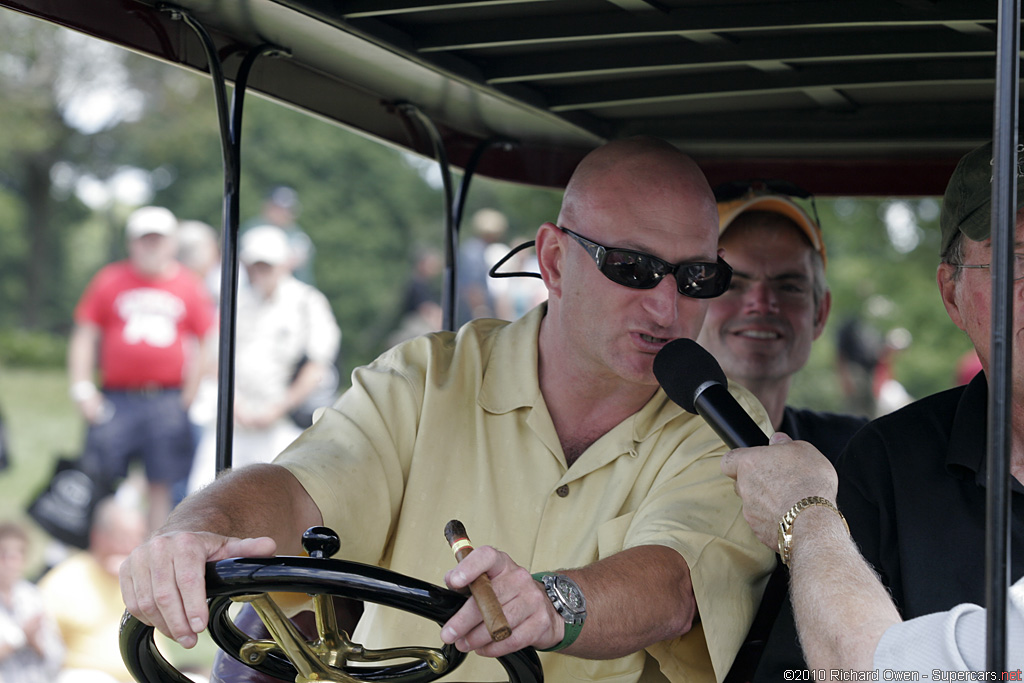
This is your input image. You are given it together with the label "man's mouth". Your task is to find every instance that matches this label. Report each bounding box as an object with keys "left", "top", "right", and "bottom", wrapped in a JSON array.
[
  {"left": 640, "top": 333, "right": 670, "bottom": 344},
  {"left": 735, "top": 329, "right": 781, "bottom": 340}
]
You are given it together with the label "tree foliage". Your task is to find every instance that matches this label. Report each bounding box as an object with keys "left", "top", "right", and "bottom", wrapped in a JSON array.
[{"left": 0, "top": 15, "right": 972, "bottom": 408}]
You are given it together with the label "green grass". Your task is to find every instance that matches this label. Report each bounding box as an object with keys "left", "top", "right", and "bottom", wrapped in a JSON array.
[
  {"left": 0, "top": 365, "right": 218, "bottom": 674},
  {"left": 0, "top": 366, "right": 81, "bottom": 560}
]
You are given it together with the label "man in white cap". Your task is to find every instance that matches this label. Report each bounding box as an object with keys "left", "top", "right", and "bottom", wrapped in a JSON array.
[
  {"left": 242, "top": 185, "right": 316, "bottom": 285},
  {"left": 697, "top": 184, "right": 867, "bottom": 682},
  {"left": 187, "top": 225, "right": 340, "bottom": 492},
  {"left": 67, "top": 206, "right": 214, "bottom": 532}
]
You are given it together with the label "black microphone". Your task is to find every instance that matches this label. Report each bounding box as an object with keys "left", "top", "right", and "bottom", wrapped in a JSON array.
[{"left": 653, "top": 338, "right": 769, "bottom": 449}]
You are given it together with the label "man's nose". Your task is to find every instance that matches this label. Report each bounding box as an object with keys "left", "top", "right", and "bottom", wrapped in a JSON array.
[
  {"left": 742, "top": 281, "right": 778, "bottom": 313},
  {"left": 642, "top": 275, "right": 681, "bottom": 324}
]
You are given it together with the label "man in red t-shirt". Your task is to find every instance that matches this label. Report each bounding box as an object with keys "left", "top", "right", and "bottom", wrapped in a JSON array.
[{"left": 68, "top": 206, "right": 214, "bottom": 531}]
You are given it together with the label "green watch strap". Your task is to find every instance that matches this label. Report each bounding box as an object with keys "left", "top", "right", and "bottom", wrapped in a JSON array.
[
  {"left": 532, "top": 572, "right": 584, "bottom": 652},
  {"left": 537, "top": 619, "right": 582, "bottom": 652}
]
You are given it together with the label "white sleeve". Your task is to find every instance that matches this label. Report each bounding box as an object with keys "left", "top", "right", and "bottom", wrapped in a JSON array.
[
  {"left": 0, "top": 611, "right": 26, "bottom": 648},
  {"left": 303, "top": 287, "right": 341, "bottom": 365},
  {"left": 873, "top": 577, "right": 1024, "bottom": 674}
]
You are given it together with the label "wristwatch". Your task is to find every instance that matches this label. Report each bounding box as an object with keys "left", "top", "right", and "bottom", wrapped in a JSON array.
[
  {"left": 533, "top": 572, "right": 586, "bottom": 651},
  {"left": 777, "top": 495, "right": 849, "bottom": 566}
]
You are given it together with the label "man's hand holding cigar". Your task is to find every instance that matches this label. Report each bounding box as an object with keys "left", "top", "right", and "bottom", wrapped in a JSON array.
[{"left": 441, "top": 542, "right": 567, "bottom": 657}]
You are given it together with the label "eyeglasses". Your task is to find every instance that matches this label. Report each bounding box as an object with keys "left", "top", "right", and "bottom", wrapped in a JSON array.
[
  {"left": 955, "top": 253, "right": 1024, "bottom": 280},
  {"left": 713, "top": 178, "right": 822, "bottom": 230},
  {"left": 559, "top": 227, "right": 732, "bottom": 298}
]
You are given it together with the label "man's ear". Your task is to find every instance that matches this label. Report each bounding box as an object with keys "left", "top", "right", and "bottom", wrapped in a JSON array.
[
  {"left": 811, "top": 289, "right": 832, "bottom": 340},
  {"left": 535, "top": 222, "right": 564, "bottom": 298},
  {"left": 937, "top": 263, "right": 967, "bottom": 331}
]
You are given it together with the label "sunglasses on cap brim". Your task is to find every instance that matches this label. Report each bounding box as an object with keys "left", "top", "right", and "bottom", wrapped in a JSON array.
[{"left": 713, "top": 178, "right": 822, "bottom": 230}]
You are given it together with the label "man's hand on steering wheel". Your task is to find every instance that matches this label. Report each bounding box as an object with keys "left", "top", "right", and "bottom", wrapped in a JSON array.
[
  {"left": 119, "top": 530, "right": 277, "bottom": 648},
  {"left": 440, "top": 545, "right": 563, "bottom": 657}
]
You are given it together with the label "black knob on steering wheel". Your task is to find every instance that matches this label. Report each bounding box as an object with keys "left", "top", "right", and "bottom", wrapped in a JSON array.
[{"left": 301, "top": 526, "right": 341, "bottom": 558}]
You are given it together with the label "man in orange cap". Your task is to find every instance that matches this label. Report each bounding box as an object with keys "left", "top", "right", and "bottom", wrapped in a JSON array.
[
  {"left": 699, "top": 183, "right": 866, "bottom": 457},
  {"left": 698, "top": 183, "right": 867, "bottom": 682}
]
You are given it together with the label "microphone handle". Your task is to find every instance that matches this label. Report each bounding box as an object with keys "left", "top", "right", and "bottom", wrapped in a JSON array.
[{"left": 693, "top": 382, "right": 770, "bottom": 449}]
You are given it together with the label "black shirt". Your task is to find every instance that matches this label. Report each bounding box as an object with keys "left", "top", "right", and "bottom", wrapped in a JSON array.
[
  {"left": 835, "top": 371, "right": 1024, "bottom": 618},
  {"left": 739, "top": 407, "right": 868, "bottom": 683},
  {"left": 780, "top": 406, "right": 869, "bottom": 463}
]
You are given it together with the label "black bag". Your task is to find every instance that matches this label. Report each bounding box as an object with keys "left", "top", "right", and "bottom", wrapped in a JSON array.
[
  {"left": 27, "top": 456, "right": 113, "bottom": 548},
  {"left": 0, "top": 410, "right": 9, "bottom": 472},
  {"left": 288, "top": 359, "right": 340, "bottom": 429}
]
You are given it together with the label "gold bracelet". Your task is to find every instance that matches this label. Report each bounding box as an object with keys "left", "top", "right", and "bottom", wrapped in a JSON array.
[{"left": 777, "top": 496, "right": 849, "bottom": 566}]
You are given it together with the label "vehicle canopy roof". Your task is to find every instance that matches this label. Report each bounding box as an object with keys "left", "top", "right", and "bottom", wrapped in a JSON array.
[{"left": 4, "top": 0, "right": 1013, "bottom": 195}]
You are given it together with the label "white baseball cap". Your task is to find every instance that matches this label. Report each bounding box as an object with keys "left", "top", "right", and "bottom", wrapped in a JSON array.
[
  {"left": 126, "top": 206, "right": 177, "bottom": 240},
  {"left": 240, "top": 225, "right": 290, "bottom": 266}
]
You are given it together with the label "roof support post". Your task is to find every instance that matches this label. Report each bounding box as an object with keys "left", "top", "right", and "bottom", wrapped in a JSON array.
[
  {"left": 168, "top": 5, "right": 283, "bottom": 475},
  {"left": 396, "top": 104, "right": 458, "bottom": 331},
  {"left": 985, "top": 0, "right": 1019, "bottom": 673}
]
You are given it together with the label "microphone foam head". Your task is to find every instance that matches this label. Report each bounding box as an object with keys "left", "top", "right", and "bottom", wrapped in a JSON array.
[{"left": 653, "top": 338, "right": 728, "bottom": 413}]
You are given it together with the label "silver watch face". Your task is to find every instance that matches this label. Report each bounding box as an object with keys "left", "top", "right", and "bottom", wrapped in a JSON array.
[{"left": 553, "top": 576, "right": 586, "bottom": 615}]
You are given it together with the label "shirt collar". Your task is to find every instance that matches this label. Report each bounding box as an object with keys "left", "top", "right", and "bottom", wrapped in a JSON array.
[
  {"left": 947, "top": 371, "right": 1024, "bottom": 494},
  {"left": 477, "top": 304, "right": 545, "bottom": 414},
  {"left": 947, "top": 371, "right": 988, "bottom": 479}
]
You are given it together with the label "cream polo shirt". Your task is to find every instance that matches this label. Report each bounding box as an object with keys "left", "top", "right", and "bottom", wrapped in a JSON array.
[{"left": 276, "top": 305, "right": 775, "bottom": 683}]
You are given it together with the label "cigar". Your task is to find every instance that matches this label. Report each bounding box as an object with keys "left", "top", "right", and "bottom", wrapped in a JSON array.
[{"left": 443, "top": 519, "right": 512, "bottom": 641}]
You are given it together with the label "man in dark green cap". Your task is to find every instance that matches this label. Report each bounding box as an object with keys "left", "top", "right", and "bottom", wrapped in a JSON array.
[
  {"left": 831, "top": 139, "right": 1024, "bottom": 626},
  {"left": 711, "top": 141, "right": 1024, "bottom": 672}
]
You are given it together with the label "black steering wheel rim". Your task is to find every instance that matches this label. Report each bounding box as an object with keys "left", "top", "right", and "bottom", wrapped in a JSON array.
[{"left": 120, "top": 555, "right": 543, "bottom": 683}]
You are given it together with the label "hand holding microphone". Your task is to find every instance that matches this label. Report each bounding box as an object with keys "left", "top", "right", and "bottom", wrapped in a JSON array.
[{"left": 654, "top": 339, "right": 844, "bottom": 554}]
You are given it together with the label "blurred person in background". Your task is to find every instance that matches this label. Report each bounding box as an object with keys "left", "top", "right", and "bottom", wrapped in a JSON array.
[
  {"left": 0, "top": 521, "right": 64, "bottom": 683},
  {"left": 492, "top": 238, "right": 549, "bottom": 322},
  {"left": 38, "top": 499, "right": 146, "bottom": 683},
  {"left": 67, "top": 206, "right": 215, "bottom": 531},
  {"left": 175, "top": 218, "right": 222, "bottom": 505},
  {"left": 871, "top": 327, "right": 914, "bottom": 416},
  {"left": 187, "top": 225, "right": 340, "bottom": 492},
  {"left": 835, "top": 316, "right": 883, "bottom": 417},
  {"left": 456, "top": 208, "right": 508, "bottom": 325},
  {"left": 242, "top": 186, "right": 315, "bottom": 285},
  {"left": 955, "top": 348, "right": 983, "bottom": 386},
  {"left": 387, "top": 245, "right": 443, "bottom": 347},
  {"left": 176, "top": 219, "right": 222, "bottom": 306}
]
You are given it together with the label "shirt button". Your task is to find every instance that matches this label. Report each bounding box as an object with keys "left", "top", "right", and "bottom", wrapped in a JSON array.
[{"left": 556, "top": 484, "right": 570, "bottom": 498}]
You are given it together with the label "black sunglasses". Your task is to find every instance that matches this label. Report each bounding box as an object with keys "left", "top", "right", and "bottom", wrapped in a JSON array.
[
  {"left": 559, "top": 227, "right": 732, "bottom": 299},
  {"left": 713, "top": 178, "right": 821, "bottom": 229}
]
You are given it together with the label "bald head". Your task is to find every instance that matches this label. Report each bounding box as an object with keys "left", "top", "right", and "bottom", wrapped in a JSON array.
[
  {"left": 535, "top": 136, "right": 721, "bottom": 395},
  {"left": 90, "top": 498, "right": 146, "bottom": 576},
  {"left": 558, "top": 136, "right": 716, "bottom": 232}
]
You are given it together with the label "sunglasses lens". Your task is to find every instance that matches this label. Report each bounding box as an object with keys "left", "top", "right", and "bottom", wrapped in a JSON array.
[
  {"left": 601, "top": 250, "right": 664, "bottom": 289},
  {"left": 601, "top": 249, "right": 732, "bottom": 299},
  {"left": 678, "top": 260, "right": 732, "bottom": 299}
]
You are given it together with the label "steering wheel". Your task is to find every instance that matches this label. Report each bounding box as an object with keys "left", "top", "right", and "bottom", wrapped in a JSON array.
[{"left": 119, "top": 527, "right": 543, "bottom": 683}]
